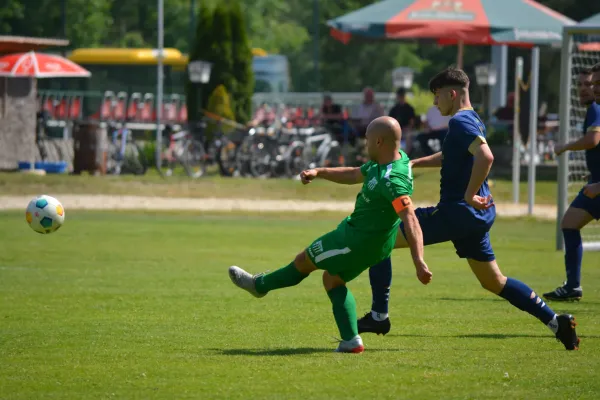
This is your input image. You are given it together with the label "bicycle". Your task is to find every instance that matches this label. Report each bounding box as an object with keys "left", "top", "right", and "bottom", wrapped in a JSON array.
[
  {"left": 283, "top": 127, "right": 343, "bottom": 178},
  {"left": 107, "top": 125, "right": 148, "bottom": 175},
  {"left": 161, "top": 126, "right": 207, "bottom": 178}
]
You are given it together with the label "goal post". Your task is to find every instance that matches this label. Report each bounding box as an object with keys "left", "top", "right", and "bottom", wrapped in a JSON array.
[{"left": 557, "top": 24, "right": 600, "bottom": 251}]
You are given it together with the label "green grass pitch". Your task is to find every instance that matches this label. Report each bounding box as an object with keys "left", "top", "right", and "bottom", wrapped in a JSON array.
[{"left": 1, "top": 211, "right": 600, "bottom": 399}]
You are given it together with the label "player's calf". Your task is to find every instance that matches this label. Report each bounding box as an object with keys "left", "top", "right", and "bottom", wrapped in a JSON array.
[
  {"left": 324, "top": 272, "right": 363, "bottom": 353},
  {"left": 228, "top": 250, "right": 315, "bottom": 297}
]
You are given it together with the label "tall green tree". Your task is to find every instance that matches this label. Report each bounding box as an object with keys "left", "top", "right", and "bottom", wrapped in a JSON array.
[
  {"left": 187, "top": 3, "right": 214, "bottom": 121},
  {"left": 230, "top": 1, "right": 254, "bottom": 123}
]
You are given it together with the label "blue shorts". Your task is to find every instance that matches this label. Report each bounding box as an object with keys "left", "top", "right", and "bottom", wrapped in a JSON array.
[
  {"left": 400, "top": 203, "right": 496, "bottom": 262},
  {"left": 570, "top": 188, "right": 600, "bottom": 220}
]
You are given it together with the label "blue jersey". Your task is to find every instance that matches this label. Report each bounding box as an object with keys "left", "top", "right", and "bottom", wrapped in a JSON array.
[
  {"left": 583, "top": 102, "right": 600, "bottom": 183},
  {"left": 439, "top": 108, "right": 492, "bottom": 204}
]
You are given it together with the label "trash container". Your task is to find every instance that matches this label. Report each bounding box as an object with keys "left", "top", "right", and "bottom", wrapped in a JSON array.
[{"left": 72, "top": 121, "right": 107, "bottom": 175}]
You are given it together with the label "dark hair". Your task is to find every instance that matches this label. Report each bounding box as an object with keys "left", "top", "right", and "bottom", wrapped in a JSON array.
[
  {"left": 574, "top": 66, "right": 592, "bottom": 75},
  {"left": 591, "top": 63, "right": 600, "bottom": 73},
  {"left": 429, "top": 66, "right": 470, "bottom": 93},
  {"left": 396, "top": 87, "right": 406, "bottom": 97}
]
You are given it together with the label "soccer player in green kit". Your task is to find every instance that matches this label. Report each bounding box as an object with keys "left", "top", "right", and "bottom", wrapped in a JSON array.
[{"left": 228, "top": 116, "right": 432, "bottom": 353}]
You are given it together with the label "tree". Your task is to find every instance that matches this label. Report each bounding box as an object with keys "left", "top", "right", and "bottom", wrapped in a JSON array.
[
  {"left": 187, "top": 3, "right": 214, "bottom": 122},
  {"left": 230, "top": 0, "right": 254, "bottom": 123}
]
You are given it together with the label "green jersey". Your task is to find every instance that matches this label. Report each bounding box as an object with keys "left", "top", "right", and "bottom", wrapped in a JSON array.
[
  {"left": 346, "top": 150, "right": 413, "bottom": 235},
  {"left": 305, "top": 151, "right": 413, "bottom": 282}
]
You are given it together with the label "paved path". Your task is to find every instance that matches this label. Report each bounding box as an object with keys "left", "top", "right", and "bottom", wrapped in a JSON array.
[{"left": 0, "top": 195, "right": 558, "bottom": 220}]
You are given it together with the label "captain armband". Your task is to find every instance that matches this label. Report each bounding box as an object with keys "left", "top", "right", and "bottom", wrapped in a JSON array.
[{"left": 392, "top": 196, "right": 413, "bottom": 213}]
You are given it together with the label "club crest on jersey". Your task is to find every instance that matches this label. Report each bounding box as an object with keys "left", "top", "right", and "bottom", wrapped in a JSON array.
[
  {"left": 309, "top": 240, "right": 324, "bottom": 257},
  {"left": 367, "top": 177, "right": 378, "bottom": 190}
]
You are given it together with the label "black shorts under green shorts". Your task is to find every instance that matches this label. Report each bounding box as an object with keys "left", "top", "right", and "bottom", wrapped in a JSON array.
[{"left": 305, "top": 221, "right": 396, "bottom": 282}]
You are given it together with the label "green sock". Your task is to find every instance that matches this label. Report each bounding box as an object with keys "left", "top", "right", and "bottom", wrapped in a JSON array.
[
  {"left": 327, "top": 285, "right": 358, "bottom": 341},
  {"left": 255, "top": 262, "right": 308, "bottom": 294}
]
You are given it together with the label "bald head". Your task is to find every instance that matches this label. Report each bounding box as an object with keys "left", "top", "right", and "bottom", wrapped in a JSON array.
[{"left": 365, "top": 116, "right": 402, "bottom": 162}]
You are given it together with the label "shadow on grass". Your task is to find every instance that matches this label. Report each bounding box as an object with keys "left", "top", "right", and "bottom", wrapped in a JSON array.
[
  {"left": 388, "top": 333, "right": 600, "bottom": 339},
  {"left": 438, "top": 297, "right": 504, "bottom": 302},
  {"left": 208, "top": 347, "right": 409, "bottom": 356},
  {"left": 440, "top": 296, "right": 600, "bottom": 306}
]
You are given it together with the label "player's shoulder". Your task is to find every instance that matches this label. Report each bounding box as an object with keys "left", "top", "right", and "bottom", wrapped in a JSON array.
[
  {"left": 449, "top": 109, "right": 485, "bottom": 135},
  {"left": 588, "top": 102, "right": 600, "bottom": 117},
  {"left": 384, "top": 155, "right": 410, "bottom": 180}
]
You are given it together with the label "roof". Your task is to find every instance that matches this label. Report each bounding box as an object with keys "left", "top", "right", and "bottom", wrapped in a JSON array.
[
  {"left": 68, "top": 48, "right": 186, "bottom": 66},
  {"left": 0, "top": 36, "right": 69, "bottom": 54}
]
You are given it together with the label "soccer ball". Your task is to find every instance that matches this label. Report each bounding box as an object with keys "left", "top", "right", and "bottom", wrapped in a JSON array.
[{"left": 25, "top": 195, "right": 65, "bottom": 234}]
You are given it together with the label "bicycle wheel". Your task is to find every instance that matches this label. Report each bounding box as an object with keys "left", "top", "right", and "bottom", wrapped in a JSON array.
[
  {"left": 248, "top": 137, "right": 273, "bottom": 178},
  {"left": 106, "top": 141, "right": 122, "bottom": 175},
  {"left": 182, "top": 139, "right": 207, "bottom": 179},
  {"left": 319, "top": 141, "right": 344, "bottom": 168},
  {"left": 216, "top": 137, "right": 239, "bottom": 177},
  {"left": 284, "top": 141, "right": 308, "bottom": 178},
  {"left": 121, "top": 142, "right": 148, "bottom": 175}
]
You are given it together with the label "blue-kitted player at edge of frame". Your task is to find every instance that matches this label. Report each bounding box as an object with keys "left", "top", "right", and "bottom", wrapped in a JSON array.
[
  {"left": 358, "top": 66, "right": 580, "bottom": 351},
  {"left": 542, "top": 65, "right": 600, "bottom": 302}
]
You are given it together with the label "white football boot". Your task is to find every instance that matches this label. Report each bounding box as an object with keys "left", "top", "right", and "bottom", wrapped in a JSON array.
[
  {"left": 228, "top": 266, "right": 266, "bottom": 298},
  {"left": 334, "top": 335, "right": 365, "bottom": 353}
]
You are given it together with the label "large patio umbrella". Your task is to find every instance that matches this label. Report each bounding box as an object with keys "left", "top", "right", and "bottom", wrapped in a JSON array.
[
  {"left": 573, "top": 12, "right": 600, "bottom": 52},
  {"left": 328, "top": 0, "right": 574, "bottom": 67},
  {"left": 0, "top": 51, "right": 90, "bottom": 78},
  {"left": 328, "top": 0, "right": 575, "bottom": 217}
]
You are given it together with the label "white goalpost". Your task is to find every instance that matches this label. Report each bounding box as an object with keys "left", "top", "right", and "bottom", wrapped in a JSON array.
[{"left": 557, "top": 24, "right": 600, "bottom": 251}]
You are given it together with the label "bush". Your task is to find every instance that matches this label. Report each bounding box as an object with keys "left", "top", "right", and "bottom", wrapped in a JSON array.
[
  {"left": 205, "top": 85, "right": 235, "bottom": 141},
  {"left": 407, "top": 85, "right": 435, "bottom": 117},
  {"left": 230, "top": 0, "right": 254, "bottom": 123}
]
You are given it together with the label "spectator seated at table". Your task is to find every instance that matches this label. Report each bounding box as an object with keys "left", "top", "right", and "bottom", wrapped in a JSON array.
[
  {"left": 321, "top": 93, "right": 345, "bottom": 141},
  {"left": 350, "top": 87, "right": 385, "bottom": 139},
  {"left": 248, "top": 103, "right": 276, "bottom": 128},
  {"left": 388, "top": 87, "right": 417, "bottom": 154},
  {"left": 416, "top": 104, "right": 451, "bottom": 156}
]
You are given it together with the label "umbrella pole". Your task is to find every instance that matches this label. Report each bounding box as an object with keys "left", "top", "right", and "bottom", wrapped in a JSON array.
[
  {"left": 512, "top": 57, "right": 524, "bottom": 204},
  {"left": 527, "top": 46, "right": 540, "bottom": 216},
  {"left": 456, "top": 40, "right": 464, "bottom": 69}
]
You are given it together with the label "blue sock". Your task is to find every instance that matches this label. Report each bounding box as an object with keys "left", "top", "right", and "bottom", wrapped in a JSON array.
[
  {"left": 369, "top": 257, "right": 392, "bottom": 315},
  {"left": 563, "top": 229, "right": 583, "bottom": 289},
  {"left": 499, "top": 278, "right": 556, "bottom": 325}
]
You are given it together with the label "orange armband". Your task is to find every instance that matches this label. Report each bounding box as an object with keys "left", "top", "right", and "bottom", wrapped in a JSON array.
[{"left": 392, "top": 196, "right": 412, "bottom": 213}]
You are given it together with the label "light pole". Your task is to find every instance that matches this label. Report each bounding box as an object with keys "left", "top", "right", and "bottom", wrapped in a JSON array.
[
  {"left": 392, "top": 67, "right": 414, "bottom": 90},
  {"left": 156, "top": 0, "right": 164, "bottom": 174},
  {"left": 475, "top": 63, "right": 497, "bottom": 120},
  {"left": 188, "top": 60, "right": 213, "bottom": 120}
]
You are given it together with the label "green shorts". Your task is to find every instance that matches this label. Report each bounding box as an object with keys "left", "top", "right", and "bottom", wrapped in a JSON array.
[{"left": 306, "top": 221, "right": 396, "bottom": 282}]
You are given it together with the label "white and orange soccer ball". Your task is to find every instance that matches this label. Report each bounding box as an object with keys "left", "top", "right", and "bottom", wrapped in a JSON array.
[{"left": 25, "top": 195, "right": 65, "bottom": 234}]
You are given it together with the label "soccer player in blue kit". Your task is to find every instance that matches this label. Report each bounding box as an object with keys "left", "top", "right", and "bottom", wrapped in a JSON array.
[
  {"left": 543, "top": 65, "right": 600, "bottom": 302},
  {"left": 357, "top": 67, "right": 580, "bottom": 350}
]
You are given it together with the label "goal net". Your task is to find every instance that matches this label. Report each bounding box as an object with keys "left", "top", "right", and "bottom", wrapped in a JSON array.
[{"left": 558, "top": 26, "right": 600, "bottom": 251}]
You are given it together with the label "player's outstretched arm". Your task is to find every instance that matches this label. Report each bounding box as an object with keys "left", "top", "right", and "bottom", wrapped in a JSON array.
[
  {"left": 396, "top": 198, "right": 432, "bottom": 285},
  {"left": 411, "top": 151, "right": 443, "bottom": 169},
  {"left": 555, "top": 129, "right": 600, "bottom": 155},
  {"left": 300, "top": 167, "right": 364, "bottom": 185},
  {"left": 465, "top": 139, "right": 494, "bottom": 210}
]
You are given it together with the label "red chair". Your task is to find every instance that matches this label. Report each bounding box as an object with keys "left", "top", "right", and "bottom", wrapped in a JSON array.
[
  {"left": 167, "top": 94, "right": 181, "bottom": 122},
  {"left": 54, "top": 96, "right": 69, "bottom": 120},
  {"left": 43, "top": 95, "right": 55, "bottom": 117},
  {"left": 112, "top": 92, "right": 128, "bottom": 122},
  {"left": 100, "top": 91, "right": 115, "bottom": 121},
  {"left": 68, "top": 96, "right": 82, "bottom": 120},
  {"left": 178, "top": 103, "right": 188, "bottom": 123},
  {"left": 139, "top": 93, "right": 154, "bottom": 122},
  {"left": 126, "top": 93, "right": 142, "bottom": 121}
]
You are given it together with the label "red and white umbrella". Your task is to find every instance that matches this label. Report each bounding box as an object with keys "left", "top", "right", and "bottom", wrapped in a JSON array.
[{"left": 0, "top": 51, "right": 90, "bottom": 78}]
